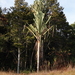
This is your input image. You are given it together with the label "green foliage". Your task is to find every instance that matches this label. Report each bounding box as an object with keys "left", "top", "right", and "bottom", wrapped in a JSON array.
[
  {"left": 20, "top": 70, "right": 31, "bottom": 74},
  {"left": 15, "top": 0, "right": 28, "bottom": 8},
  {"left": 27, "top": 0, "right": 52, "bottom": 37},
  {"left": 71, "top": 22, "right": 75, "bottom": 28},
  {"left": 5, "top": 0, "right": 33, "bottom": 48}
]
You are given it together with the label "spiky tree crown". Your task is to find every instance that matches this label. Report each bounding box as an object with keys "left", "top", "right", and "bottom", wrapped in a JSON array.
[{"left": 26, "top": 0, "right": 51, "bottom": 39}]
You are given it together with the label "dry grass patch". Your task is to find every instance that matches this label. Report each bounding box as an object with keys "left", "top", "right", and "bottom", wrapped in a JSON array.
[
  {"left": 1, "top": 68, "right": 75, "bottom": 75},
  {"left": 0, "top": 71, "right": 27, "bottom": 75},
  {"left": 29, "top": 68, "right": 75, "bottom": 75}
]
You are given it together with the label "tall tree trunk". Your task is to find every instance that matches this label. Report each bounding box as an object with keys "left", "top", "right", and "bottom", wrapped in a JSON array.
[
  {"left": 25, "top": 43, "right": 27, "bottom": 69},
  {"left": 17, "top": 47, "right": 20, "bottom": 73},
  {"left": 37, "top": 39, "right": 40, "bottom": 72},
  {"left": 40, "top": 40, "right": 43, "bottom": 70}
]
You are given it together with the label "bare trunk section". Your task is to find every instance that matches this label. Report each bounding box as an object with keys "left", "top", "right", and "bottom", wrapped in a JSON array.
[
  {"left": 25, "top": 43, "right": 27, "bottom": 69},
  {"left": 17, "top": 47, "right": 20, "bottom": 73},
  {"left": 40, "top": 40, "right": 44, "bottom": 70},
  {"left": 37, "top": 40, "right": 40, "bottom": 72},
  {"left": 41, "top": 40, "right": 43, "bottom": 63}
]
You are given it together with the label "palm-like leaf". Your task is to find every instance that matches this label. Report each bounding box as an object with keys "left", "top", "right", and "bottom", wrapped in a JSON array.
[
  {"left": 27, "top": 0, "right": 52, "bottom": 37},
  {"left": 26, "top": 25, "right": 38, "bottom": 39}
]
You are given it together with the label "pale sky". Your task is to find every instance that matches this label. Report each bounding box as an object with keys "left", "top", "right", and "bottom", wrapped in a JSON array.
[{"left": 0, "top": 0, "right": 75, "bottom": 24}]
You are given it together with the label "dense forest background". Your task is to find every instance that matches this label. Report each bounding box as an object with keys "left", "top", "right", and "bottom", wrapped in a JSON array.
[{"left": 0, "top": 0, "right": 75, "bottom": 73}]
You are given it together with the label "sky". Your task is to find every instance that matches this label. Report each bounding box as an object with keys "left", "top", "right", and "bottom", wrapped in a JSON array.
[{"left": 0, "top": 0, "right": 75, "bottom": 24}]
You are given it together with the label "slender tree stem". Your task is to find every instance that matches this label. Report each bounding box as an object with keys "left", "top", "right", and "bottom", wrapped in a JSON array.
[
  {"left": 37, "top": 40, "right": 40, "bottom": 72},
  {"left": 17, "top": 47, "right": 20, "bottom": 73}
]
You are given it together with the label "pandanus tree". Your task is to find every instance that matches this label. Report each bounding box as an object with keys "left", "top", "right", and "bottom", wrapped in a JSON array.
[{"left": 26, "top": 0, "right": 52, "bottom": 72}]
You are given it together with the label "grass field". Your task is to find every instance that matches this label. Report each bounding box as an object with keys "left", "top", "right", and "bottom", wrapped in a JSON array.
[{"left": 0, "top": 67, "right": 75, "bottom": 75}]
